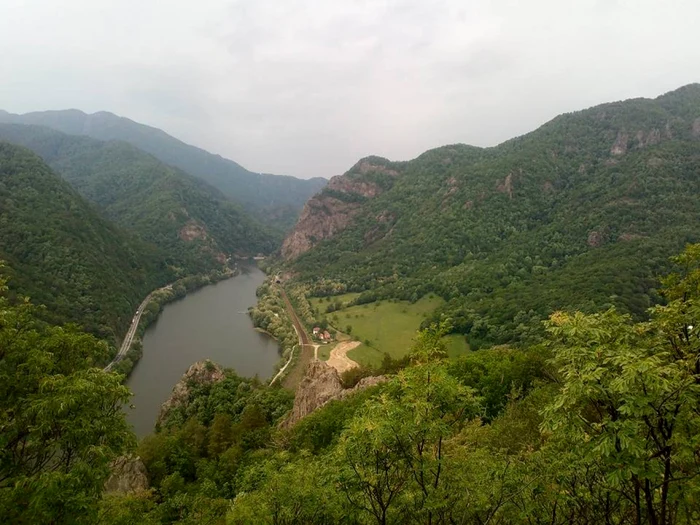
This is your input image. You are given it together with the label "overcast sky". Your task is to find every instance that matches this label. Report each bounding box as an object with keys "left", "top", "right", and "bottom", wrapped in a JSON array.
[{"left": 1, "top": 0, "right": 699, "bottom": 178}]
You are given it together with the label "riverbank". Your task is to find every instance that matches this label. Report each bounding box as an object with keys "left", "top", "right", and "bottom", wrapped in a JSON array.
[
  {"left": 109, "top": 266, "right": 239, "bottom": 377},
  {"left": 248, "top": 279, "right": 300, "bottom": 384},
  {"left": 125, "top": 266, "right": 280, "bottom": 437}
]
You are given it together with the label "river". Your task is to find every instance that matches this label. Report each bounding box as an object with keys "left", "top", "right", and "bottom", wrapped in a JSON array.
[{"left": 125, "top": 265, "right": 280, "bottom": 437}]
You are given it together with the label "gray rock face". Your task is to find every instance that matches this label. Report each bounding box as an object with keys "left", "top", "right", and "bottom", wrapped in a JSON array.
[
  {"left": 282, "top": 360, "right": 344, "bottom": 427},
  {"left": 282, "top": 360, "right": 387, "bottom": 427},
  {"left": 693, "top": 117, "right": 700, "bottom": 138},
  {"left": 104, "top": 456, "right": 149, "bottom": 494},
  {"left": 281, "top": 159, "right": 401, "bottom": 260}
]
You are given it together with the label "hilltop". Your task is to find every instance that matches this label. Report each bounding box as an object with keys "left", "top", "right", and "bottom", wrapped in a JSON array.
[
  {"left": 0, "top": 109, "right": 327, "bottom": 231},
  {"left": 0, "top": 123, "right": 279, "bottom": 276},
  {"left": 281, "top": 84, "right": 700, "bottom": 348}
]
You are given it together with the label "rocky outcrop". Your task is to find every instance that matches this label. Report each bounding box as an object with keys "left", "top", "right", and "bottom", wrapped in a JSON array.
[
  {"left": 179, "top": 219, "right": 208, "bottom": 241},
  {"left": 280, "top": 189, "right": 364, "bottom": 260},
  {"left": 281, "top": 157, "right": 401, "bottom": 260},
  {"left": 337, "top": 374, "right": 388, "bottom": 401},
  {"left": 496, "top": 172, "right": 515, "bottom": 199},
  {"left": 158, "top": 360, "right": 225, "bottom": 424},
  {"left": 281, "top": 360, "right": 387, "bottom": 427},
  {"left": 587, "top": 230, "right": 604, "bottom": 247},
  {"left": 104, "top": 456, "right": 149, "bottom": 494},
  {"left": 635, "top": 128, "right": 661, "bottom": 148},
  {"left": 610, "top": 132, "right": 629, "bottom": 156},
  {"left": 282, "top": 360, "right": 343, "bottom": 426}
]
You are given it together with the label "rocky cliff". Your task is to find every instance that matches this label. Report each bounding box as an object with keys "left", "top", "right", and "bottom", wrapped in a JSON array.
[
  {"left": 158, "top": 360, "right": 225, "bottom": 425},
  {"left": 104, "top": 456, "right": 149, "bottom": 494},
  {"left": 281, "top": 157, "right": 402, "bottom": 259},
  {"left": 282, "top": 359, "right": 386, "bottom": 427}
]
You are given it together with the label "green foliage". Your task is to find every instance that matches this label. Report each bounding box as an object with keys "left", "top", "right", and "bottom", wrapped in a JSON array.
[
  {"left": 0, "top": 123, "right": 279, "bottom": 275},
  {"left": 0, "top": 274, "right": 134, "bottom": 523},
  {"left": 448, "top": 345, "right": 548, "bottom": 419},
  {"left": 248, "top": 281, "right": 297, "bottom": 356},
  {"left": 540, "top": 284, "right": 700, "bottom": 523},
  {"left": 0, "top": 142, "right": 167, "bottom": 342},
  {"left": 139, "top": 244, "right": 700, "bottom": 524},
  {"left": 227, "top": 452, "right": 345, "bottom": 524},
  {"left": 0, "top": 110, "right": 327, "bottom": 231},
  {"left": 287, "top": 85, "right": 700, "bottom": 348},
  {"left": 121, "top": 368, "right": 294, "bottom": 523}
]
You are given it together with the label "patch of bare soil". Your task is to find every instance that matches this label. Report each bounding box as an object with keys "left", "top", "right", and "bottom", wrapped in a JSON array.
[{"left": 327, "top": 341, "right": 361, "bottom": 374}]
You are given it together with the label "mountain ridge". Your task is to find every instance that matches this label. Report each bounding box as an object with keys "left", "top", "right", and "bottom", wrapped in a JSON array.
[
  {"left": 0, "top": 109, "right": 327, "bottom": 231},
  {"left": 280, "top": 83, "right": 700, "bottom": 348},
  {"left": 0, "top": 123, "right": 278, "bottom": 275},
  {"left": 0, "top": 141, "right": 168, "bottom": 340}
]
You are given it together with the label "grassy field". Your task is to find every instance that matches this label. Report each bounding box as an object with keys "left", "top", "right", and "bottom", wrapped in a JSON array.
[
  {"left": 313, "top": 295, "right": 469, "bottom": 368},
  {"left": 317, "top": 345, "right": 331, "bottom": 360},
  {"left": 309, "top": 292, "right": 361, "bottom": 313}
]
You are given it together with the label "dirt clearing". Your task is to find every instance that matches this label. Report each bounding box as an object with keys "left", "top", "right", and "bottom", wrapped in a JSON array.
[{"left": 327, "top": 341, "right": 361, "bottom": 374}]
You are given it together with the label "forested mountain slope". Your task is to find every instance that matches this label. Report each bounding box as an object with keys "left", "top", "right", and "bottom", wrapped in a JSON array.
[
  {"left": 97, "top": 247, "right": 700, "bottom": 524},
  {"left": 0, "top": 109, "right": 327, "bottom": 230},
  {"left": 0, "top": 124, "right": 278, "bottom": 275},
  {"left": 0, "top": 142, "right": 168, "bottom": 340},
  {"left": 283, "top": 84, "right": 700, "bottom": 347}
]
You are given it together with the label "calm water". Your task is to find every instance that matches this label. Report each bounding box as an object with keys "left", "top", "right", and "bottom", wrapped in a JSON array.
[{"left": 126, "top": 266, "right": 279, "bottom": 437}]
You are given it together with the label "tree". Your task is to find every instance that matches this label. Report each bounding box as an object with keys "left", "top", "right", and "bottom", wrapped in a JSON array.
[
  {"left": 334, "top": 326, "right": 480, "bottom": 524},
  {"left": 0, "top": 272, "right": 135, "bottom": 524},
  {"left": 541, "top": 244, "right": 700, "bottom": 525},
  {"left": 228, "top": 453, "right": 344, "bottom": 524},
  {"left": 208, "top": 413, "right": 234, "bottom": 457}
]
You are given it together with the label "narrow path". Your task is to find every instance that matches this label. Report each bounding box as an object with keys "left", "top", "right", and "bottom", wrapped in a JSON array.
[
  {"left": 313, "top": 344, "right": 320, "bottom": 360},
  {"left": 104, "top": 284, "right": 172, "bottom": 372},
  {"left": 269, "top": 345, "right": 297, "bottom": 386}
]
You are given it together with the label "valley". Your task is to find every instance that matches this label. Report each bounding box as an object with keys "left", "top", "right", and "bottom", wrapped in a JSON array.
[
  {"left": 125, "top": 266, "right": 279, "bottom": 437},
  {"left": 2, "top": 84, "right": 700, "bottom": 525},
  {"left": 0, "top": 109, "right": 327, "bottom": 232}
]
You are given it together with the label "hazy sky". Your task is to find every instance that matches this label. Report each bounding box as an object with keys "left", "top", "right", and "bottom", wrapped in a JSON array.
[{"left": 1, "top": 0, "right": 699, "bottom": 178}]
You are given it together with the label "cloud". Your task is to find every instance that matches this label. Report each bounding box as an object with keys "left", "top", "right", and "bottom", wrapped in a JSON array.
[{"left": 0, "top": 0, "right": 699, "bottom": 177}]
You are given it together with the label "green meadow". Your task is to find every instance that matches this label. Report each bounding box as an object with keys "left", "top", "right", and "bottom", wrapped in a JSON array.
[{"left": 311, "top": 294, "right": 469, "bottom": 368}]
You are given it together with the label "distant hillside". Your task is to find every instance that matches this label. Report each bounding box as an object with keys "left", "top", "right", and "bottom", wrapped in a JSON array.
[
  {"left": 282, "top": 84, "right": 700, "bottom": 348},
  {"left": 0, "top": 142, "right": 168, "bottom": 340},
  {"left": 0, "top": 124, "right": 279, "bottom": 275},
  {"left": 0, "top": 109, "right": 327, "bottom": 231}
]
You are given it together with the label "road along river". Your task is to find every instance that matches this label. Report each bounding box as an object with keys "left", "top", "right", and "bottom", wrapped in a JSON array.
[{"left": 125, "top": 265, "right": 279, "bottom": 438}]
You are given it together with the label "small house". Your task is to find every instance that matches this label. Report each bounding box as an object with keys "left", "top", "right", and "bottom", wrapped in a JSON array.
[
  {"left": 312, "top": 327, "right": 321, "bottom": 336},
  {"left": 323, "top": 330, "right": 331, "bottom": 341}
]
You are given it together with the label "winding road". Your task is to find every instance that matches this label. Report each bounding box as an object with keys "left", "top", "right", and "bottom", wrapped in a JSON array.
[{"left": 104, "top": 285, "right": 171, "bottom": 372}]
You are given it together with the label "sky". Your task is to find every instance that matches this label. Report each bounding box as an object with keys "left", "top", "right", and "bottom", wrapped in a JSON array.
[{"left": 1, "top": 0, "right": 699, "bottom": 179}]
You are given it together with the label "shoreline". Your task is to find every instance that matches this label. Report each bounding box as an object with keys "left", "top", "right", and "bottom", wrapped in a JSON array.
[{"left": 108, "top": 265, "right": 242, "bottom": 378}]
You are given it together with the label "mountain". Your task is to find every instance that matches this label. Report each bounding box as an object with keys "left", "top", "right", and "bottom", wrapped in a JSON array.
[
  {"left": 0, "top": 123, "right": 278, "bottom": 275},
  {"left": 0, "top": 109, "right": 327, "bottom": 231},
  {"left": 0, "top": 141, "right": 169, "bottom": 340},
  {"left": 281, "top": 84, "right": 700, "bottom": 347}
]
